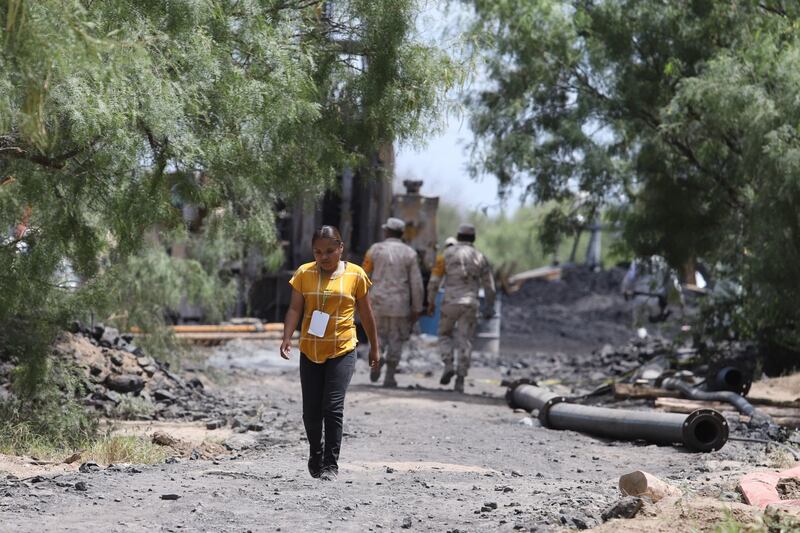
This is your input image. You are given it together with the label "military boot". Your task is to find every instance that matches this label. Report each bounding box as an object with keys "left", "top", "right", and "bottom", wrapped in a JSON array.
[
  {"left": 383, "top": 363, "right": 398, "bottom": 388},
  {"left": 454, "top": 375, "right": 465, "bottom": 393}
]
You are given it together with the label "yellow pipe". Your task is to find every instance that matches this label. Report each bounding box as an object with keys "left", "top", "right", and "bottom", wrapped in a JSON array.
[{"left": 130, "top": 323, "right": 284, "bottom": 334}]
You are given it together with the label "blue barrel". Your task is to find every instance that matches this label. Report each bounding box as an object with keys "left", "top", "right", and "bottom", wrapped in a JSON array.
[{"left": 418, "top": 290, "right": 443, "bottom": 336}]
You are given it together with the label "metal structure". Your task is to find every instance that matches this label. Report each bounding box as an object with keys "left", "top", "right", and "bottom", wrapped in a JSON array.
[
  {"left": 507, "top": 382, "right": 729, "bottom": 452},
  {"left": 392, "top": 179, "right": 439, "bottom": 274}
]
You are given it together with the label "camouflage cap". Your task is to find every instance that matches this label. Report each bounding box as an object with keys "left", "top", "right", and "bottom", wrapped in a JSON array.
[
  {"left": 382, "top": 217, "right": 406, "bottom": 232},
  {"left": 457, "top": 223, "right": 476, "bottom": 236}
]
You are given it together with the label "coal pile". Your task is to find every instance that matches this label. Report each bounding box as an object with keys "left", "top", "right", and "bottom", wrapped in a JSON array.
[
  {"left": 45, "top": 326, "right": 290, "bottom": 440},
  {"left": 499, "top": 335, "right": 674, "bottom": 389},
  {"left": 501, "top": 265, "right": 632, "bottom": 354},
  {"left": 51, "top": 326, "right": 220, "bottom": 421}
]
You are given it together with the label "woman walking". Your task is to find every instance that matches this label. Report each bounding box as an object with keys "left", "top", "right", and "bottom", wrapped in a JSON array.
[{"left": 280, "top": 225, "right": 380, "bottom": 481}]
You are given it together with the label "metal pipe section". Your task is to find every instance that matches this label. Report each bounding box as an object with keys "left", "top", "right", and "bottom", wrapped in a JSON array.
[
  {"left": 508, "top": 383, "right": 728, "bottom": 452},
  {"left": 661, "top": 378, "right": 756, "bottom": 417},
  {"left": 661, "top": 377, "right": 771, "bottom": 425}
]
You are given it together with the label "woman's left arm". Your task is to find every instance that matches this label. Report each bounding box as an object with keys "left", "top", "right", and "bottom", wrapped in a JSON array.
[{"left": 356, "top": 294, "right": 380, "bottom": 369}]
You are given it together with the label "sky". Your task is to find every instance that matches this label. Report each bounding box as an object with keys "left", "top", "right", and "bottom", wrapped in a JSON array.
[
  {"left": 395, "top": 112, "right": 515, "bottom": 214},
  {"left": 393, "top": 3, "right": 527, "bottom": 216}
]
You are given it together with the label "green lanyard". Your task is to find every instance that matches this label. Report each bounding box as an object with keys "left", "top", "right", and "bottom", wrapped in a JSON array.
[
  {"left": 316, "top": 267, "right": 334, "bottom": 311},
  {"left": 320, "top": 289, "right": 333, "bottom": 310}
]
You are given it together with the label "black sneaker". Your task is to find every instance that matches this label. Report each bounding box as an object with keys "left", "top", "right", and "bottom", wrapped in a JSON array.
[
  {"left": 440, "top": 369, "right": 455, "bottom": 385},
  {"left": 308, "top": 454, "right": 323, "bottom": 479},
  {"left": 319, "top": 467, "right": 338, "bottom": 481}
]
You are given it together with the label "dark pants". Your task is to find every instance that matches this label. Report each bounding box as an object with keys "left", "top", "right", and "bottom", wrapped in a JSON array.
[{"left": 300, "top": 351, "right": 356, "bottom": 472}]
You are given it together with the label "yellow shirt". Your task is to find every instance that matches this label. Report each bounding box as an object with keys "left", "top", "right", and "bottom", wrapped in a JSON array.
[{"left": 289, "top": 261, "right": 372, "bottom": 363}]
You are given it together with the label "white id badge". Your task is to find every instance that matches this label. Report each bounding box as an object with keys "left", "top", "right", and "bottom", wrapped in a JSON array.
[{"left": 308, "top": 311, "right": 331, "bottom": 337}]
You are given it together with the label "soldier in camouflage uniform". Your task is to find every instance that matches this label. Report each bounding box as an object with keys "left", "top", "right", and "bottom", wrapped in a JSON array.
[
  {"left": 427, "top": 223, "right": 495, "bottom": 393},
  {"left": 362, "top": 217, "right": 424, "bottom": 387}
]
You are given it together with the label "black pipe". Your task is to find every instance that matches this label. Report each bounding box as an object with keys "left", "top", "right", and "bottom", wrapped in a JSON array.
[
  {"left": 508, "top": 383, "right": 728, "bottom": 452},
  {"left": 713, "top": 367, "right": 747, "bottom": 394},
  {"left": 660, "top": 377, "right": 769, "bottom": 425}
]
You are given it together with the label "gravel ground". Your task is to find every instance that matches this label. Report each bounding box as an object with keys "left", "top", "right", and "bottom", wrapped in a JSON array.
[{"left": 0, "top": 340, "right": 777, "bottom": 533}]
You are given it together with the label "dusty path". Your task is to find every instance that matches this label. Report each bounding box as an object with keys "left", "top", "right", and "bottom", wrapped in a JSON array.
[{"left": 0, "top": 347, "right": 771, "bottom": 532}]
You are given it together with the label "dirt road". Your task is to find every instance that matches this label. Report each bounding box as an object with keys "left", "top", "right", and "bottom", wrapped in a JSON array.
[{"left": 0, "top": 339, "right": 770, "bottom": 533}]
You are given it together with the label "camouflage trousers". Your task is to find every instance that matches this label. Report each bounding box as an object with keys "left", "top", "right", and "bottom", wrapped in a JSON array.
[
  {"left": 438, "top": 302, "right": 478, "bottom": 377},
  {"left": 376, "top": 315, "right": 411, "bottom": 367}
]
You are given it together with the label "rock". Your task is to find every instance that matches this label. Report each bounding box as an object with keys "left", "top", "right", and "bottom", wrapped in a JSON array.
[
  {"left": 160, "top": 494, "right": 181, "bottom": 500},
  {"left": 79, "top": 462, "right": 101, "bottom": 473},
  {"left": 401, "top": 517, "right": 412, "bottom": 529},
  {"left": 151, "top": 431, "right": 178, "bottom": 447},
  {"left": 206, "top": 419, "right": 225, "bottom": 430},
  {"left": 480, "top": 502, "right": 498, "bottom": 512},
  {"left": 99, "top": 326, "right": 120, "bottom": 347},
  {"left": 572, "top": 516, "right": 589, "bottom": 530},
  {"left": 104, "top": 390, "right": 122, "bottom": 404},
  {"left": 62, "top": 451, "right": 83, "bottom": 464},
  {"left": 719, "top": 491, "right": 741, "bottom": 502},
  {"left": 247, "top": 422, "right": 264, "bottom": 432},
  {"left": 601, "top": 497, "right": 643, "bottom": 521},
  {"left": 619, "top": 470, "right": 681, "bottom": 502},
  {"left": 188, "top": 377, "right": 204, "bottom": 390},
  {"left": 74, "top": 481, "right": 88, "bottom": 491},
  {"left": 152, "top": 389, "right": 177, "bottom": 403},
  {"left": 224, "top": 433, "right": 258, "bottom": 451},
  {"left": 777, "top": 478, "right": 800, "bottom": 500},
  {"left": 105, "top": 374, "right": 145, "bottom": 394},
  {"left": 136, "top": 355, "right": 155, "bottom": 368},
  {"left": 90, "top": 324, "right": 105, "bottom": 341},
  {"left": 110, "top": 354, "right": 124, "bottom": 367},
  {"left": 386, "top": 466, "right": 395, "bottom": 474}
]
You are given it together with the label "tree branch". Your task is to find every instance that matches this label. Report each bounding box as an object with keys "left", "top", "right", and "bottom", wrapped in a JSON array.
[
  {"left": 0, "top": 142, "right": 94, "bottom": 169},
  {"left": 758, "top": 2, "right": 788, "bottom": 17},
  {"left": 140, "top": 122, "right": 169, "bottom": 178},
  {"left": 661, "top": 134, "right": 743, "bottom": 209}
]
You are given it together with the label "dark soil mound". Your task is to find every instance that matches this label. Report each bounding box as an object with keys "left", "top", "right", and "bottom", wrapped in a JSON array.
[{"left": 501, "top": 265, "right": 632, "bottom": 354}]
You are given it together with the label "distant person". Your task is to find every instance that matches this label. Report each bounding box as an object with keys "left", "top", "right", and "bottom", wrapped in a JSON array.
[
  {"left": 362, "top": 217, "right": 424, "bottom": 387},
  {"left": 281, "top": 225, "right": 379, "bottom": 481},
  {"left": 426, "top": 223, "right": 496, "bottom": 392},
  {"left": 621, "top": 255, "right": 684, "bottom": 337}
]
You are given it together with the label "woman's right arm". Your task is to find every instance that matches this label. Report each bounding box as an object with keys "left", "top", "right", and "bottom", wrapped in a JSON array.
[{"left": 280, "top": 289, "right": 304, "bottom": 359}]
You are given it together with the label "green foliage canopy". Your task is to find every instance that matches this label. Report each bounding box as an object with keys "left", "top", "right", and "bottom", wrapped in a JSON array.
[
  {"left": 467, "top": 0, "right": 800, "bottom": 348},
  {"left": 0, "top": 0, "right": 455, "bottom": 383}
]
